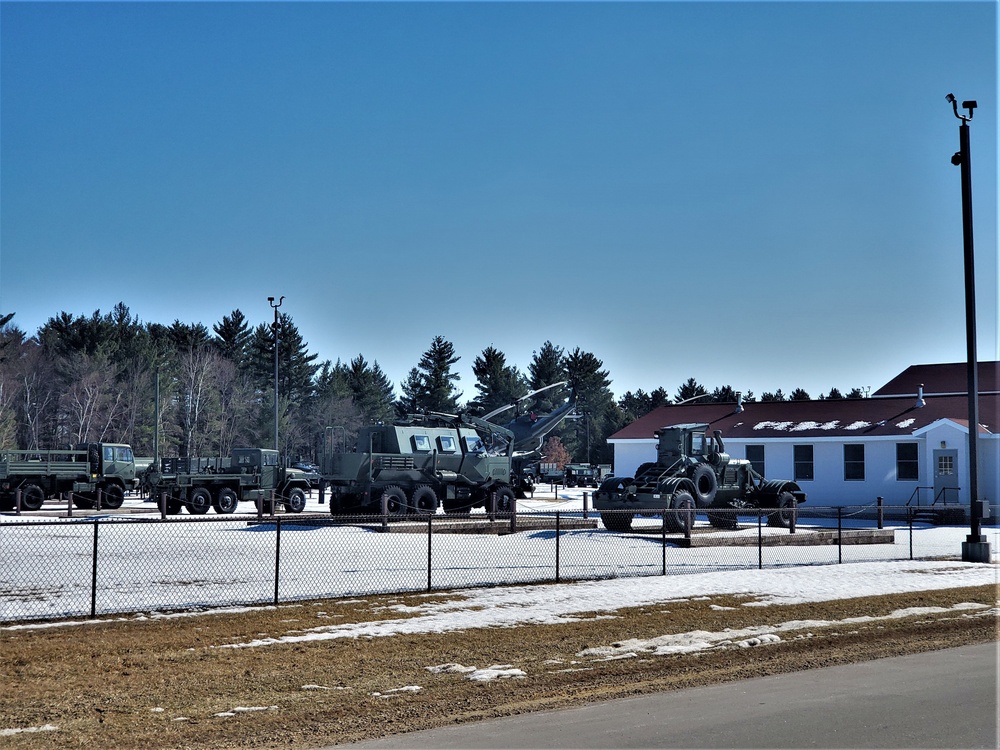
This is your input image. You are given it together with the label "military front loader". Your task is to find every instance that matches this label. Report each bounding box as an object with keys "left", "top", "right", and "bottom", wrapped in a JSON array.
[
  {"left": 593, "top": 423, "right": 805, "bottom": 533},
  {"left": 143, "top": 448, "right": 314, "bottom": 515}
]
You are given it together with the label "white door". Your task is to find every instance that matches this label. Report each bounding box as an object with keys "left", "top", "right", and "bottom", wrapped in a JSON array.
[{"left": 933, "top": 449, "right": 959, "bottom": 503}]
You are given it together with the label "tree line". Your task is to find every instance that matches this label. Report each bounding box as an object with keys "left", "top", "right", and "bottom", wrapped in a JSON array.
[{"left": 0, "top": 305, "right": 861, "bottom": 464}]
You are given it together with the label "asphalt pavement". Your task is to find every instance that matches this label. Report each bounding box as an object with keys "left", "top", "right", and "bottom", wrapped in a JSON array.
[{"left": 335, "top": 642, "right": 999, "bottom": 749}]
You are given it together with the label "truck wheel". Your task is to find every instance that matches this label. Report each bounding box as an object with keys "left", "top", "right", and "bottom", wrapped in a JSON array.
[
  {"left": 767, "top": 492, "right": 797, "bottom": 528},
  {"left": 412, "top": 485, "right": 437, "bottom": 512},
  {"left": 663, "top": 490, "right": 695, "bottom": 534},
  {"left": 213, "top": 488, "right": 239, "bottom": 514},
  {"left": 494, "top": 486, "right": 515, "bottom": 513},
  {"left": 601, "top": 511, "right": 633, "bottom": 532},
  {"left": 380, "top": 486, "right": 407, "bottom": 515},
  {"left": 102, "top": 484, "right": 125, "bottom": 510},
  {"left": 284, "top": 488, "right": 307, "bottom": 513},
  {"left": 186, "top": 488, "right": 212, "bottom": 515},
  {"left": 20, "top": 484, "right": 45, "bottom": 511}
]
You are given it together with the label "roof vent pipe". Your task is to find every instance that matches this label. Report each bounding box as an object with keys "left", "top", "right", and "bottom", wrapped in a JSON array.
[
  {"left": 915, "top": 384, "right": 926, "bottom": 408},
  {"left": 735, "top": 391, "right": 744, "bottom": 414}
]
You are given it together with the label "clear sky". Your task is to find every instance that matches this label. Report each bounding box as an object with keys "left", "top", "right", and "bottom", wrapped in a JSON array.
[{"left": 1, "top": 1, "right": 997, "bottom": 401}]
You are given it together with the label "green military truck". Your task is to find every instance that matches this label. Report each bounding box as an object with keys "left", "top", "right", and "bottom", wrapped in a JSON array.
[
  {"left": 143, "top": 448, "right": 314, "bottom": 515},
  {"left": 0, "top": 443, "right": 137, "bottom": 511}
]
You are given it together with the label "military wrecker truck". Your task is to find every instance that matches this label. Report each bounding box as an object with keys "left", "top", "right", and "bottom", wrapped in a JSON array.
[
  {"left": 0, "top": 443, "right": 137, "bottom": 511},
  {"left": 593, "top": 423, "right": 805, "bottom": 533},
  {"left": 320, "top": 385, "right": 576, "bottom": 515},
  {"left": 143, "top": 448, "right": 314, "bottom": 515}
]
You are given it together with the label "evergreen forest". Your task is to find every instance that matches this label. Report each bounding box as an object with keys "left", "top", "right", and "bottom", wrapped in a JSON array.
[{"left": 0, "top": 307, "right": 862, "bottom": 464}]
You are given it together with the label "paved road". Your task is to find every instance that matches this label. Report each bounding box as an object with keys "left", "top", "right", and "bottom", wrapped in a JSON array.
[{"left": 337, "top": 642, "right": 999, "bottom": 749}]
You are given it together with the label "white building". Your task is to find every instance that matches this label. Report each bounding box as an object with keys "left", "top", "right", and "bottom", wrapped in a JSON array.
[{"left": 607, "top": 362, "right": 999, "bottom": 511}]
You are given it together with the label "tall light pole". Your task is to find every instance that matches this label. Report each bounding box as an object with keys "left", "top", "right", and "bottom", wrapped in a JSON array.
[
  {"left": 268, "top": 295, "right": 284, "bottom": 452},
  {"left": 946, "top": 94, "right": 990, "bottom": 563}
]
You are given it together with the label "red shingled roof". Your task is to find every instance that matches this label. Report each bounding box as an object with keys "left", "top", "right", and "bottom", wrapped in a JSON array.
[
  {"left": 609, "top": 393, "right": 1000, "bottom": 441},
  {"left": 873, "top": 361, "right": 1000, "bottom": 396}
]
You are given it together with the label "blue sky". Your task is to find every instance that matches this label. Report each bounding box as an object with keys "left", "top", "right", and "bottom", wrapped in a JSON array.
[{"left": 1, "top": 1, "right": 997, "bottom": 401}]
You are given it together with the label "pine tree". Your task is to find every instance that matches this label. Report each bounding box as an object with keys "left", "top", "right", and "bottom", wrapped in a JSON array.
[
  {"left": 527, "top": 341, "right": 567, "bottom": 414},
  {"left": 213, "top": 309, "right": 252, "bottom": 367},
  {"left": 469, "top": 346, "right": 527, "bottom": 416},
  {"left": 789, "top": 388, "right": 811, "bottom": 401},
  {"left": 397, "top": 336, "right": 462, "bottom": 414},
  {"left": 676, "top": 378, "right": 708, "bottom": 403}
]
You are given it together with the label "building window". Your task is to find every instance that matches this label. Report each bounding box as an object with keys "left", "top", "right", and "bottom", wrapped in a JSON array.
[
  {"left": 896, "top": 443, "right": 918, "bottom": 481},
  {"left": 745, "top": 445, "right": 765, "bottom": 476},
  {"left": 844, "top": 444, "right": 865, "bottom": 481},
  {"left": 793, "top": 445, "right": 813, "bottom": 481}
]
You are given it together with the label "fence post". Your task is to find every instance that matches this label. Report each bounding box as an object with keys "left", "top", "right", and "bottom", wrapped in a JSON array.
[
  {"left": 877, "top": 496, "right": 883, "bottom": 530},
  {"left": 96, "top": 488, "right": 102, "bottom": 512},
  {"left": 273, "top": 517, "right": 281, "bottom": 606},
  {"left": 555, "top": 511, "right": 561, "bottom": 583},
  {"left": 381, "top": 491, "right": 388, "bottom": 532},
  {"left": 160, "top": 492, "right": 167, "bottom": 520},
  {"left": 488, "top": 491, "right": 496, "bottom": 523},
  {"left": 583, "top": 492, "right": 589, "bottom": 520},
  {"left": 509, "top": 496, "right": 517, "bottom": 534},
  {"left": 758, "top": 509, "right": 763, "bottom": 569},
  {"left": 661, "top": 514, "right": 667, "bottom": 575},
  {"left": 270, "top": 490, "right": 276, "bottom": 518},
  {"left": 66, "top": 492, "right": 72, "bottom": 518},
  {"left": 427, "top": 513, "right": 433, "bottom": 592},
  {"left": 15, "top": 488, "right": 20, "bottom": 516},
  {"left": 908, "top": 507, "right": 914, "bottom": 560},
  {"left": 837, "top": 507, "right": 843, "bottom": 564},
  {"left": 91, "top": 519, "right": 99, "bottom": 618},
  {"left": 789, "top": 502, "right": 796, "bottom": 534}
]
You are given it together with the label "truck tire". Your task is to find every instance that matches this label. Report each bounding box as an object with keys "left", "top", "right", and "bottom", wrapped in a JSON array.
[
  {"left": 380, "top": 485, "right": 407, "bottom": 515},
  {"left": 663, "top": 490, "right": 695, "bottom": 534},
  {"left": 767, "top": 491, "right": 797, "bottom": 528},
  {"left": 493, "top": 486, "right": 515, "bottom": 513},
  {"left": 165, "top": 495, "right": 183, "bottom": 515},
  {"left": 213, "top": 487, "right": 239, "bottom": 514},
  {"left": 102, "top": 484, "right": 125, "bottom": 510},
  {"left": 601, "top": 511, "right": 633, "bottom": 532},
  {"left": 187, "top": 487, "right": 212, "bottom": 515},
  {"left": 412, "top": 485, "right": 437, "bottom": 512},
  {"left": 20, "top": 484, "right": 45, "bottom": 511},
  {"left": 284, "top": 488, "right": 307, "bottom": 513},
  {"left": 690, "top": 465, "right": 718, "bottom": 507}
]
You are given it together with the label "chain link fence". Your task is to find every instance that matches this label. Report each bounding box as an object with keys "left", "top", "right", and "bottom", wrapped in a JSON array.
[{"left": 0, "top": 505, "right": 962, "bottom": 623}]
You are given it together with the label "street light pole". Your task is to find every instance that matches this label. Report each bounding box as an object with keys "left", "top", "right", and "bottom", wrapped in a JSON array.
[
  {"left": 268, "top": 295, "right": 284, "bottom": 453},
  {"left": 946, "top": 94, "right": 990, "bottom": 563}
]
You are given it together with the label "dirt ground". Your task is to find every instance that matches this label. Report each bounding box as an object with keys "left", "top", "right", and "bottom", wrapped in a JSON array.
[{"left": 1, "top": 583, "right": 997, "bottom": 749}]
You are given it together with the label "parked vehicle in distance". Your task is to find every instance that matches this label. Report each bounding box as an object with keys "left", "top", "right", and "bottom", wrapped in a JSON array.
[{"left": 0, "top": 443, "right": 137, "bottom": 511}]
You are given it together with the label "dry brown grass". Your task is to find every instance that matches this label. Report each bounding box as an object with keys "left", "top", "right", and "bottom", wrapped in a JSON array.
[{"left": 1, "top": 584, "right": 997, "bottom": 749}]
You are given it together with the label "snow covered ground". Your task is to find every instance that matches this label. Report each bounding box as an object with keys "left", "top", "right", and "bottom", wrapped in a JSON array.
[{"left": 1, "top": 488, "right": 997, "bottom": 623}]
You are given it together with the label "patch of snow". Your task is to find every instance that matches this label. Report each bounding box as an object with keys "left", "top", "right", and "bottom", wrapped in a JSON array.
[
  {"left": 897, "top": 418, "right": 916, "bottom": 429},
  {"left": 844, "top": 421, "right": 871, "bottom": 430},
  {"left": 0, "top": 725, "right": 58, "bottom": 737},
  {"left": 466, "top": 665, "right": 527, "bottom": 681}
]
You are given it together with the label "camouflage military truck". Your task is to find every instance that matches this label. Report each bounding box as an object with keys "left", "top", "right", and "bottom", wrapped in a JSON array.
[
  {"left": 0, "top": 443, "right": 137, "bottom": 511},
  {"left": 593, "top": 423, "right": 805, "bottom": 533},
  {"left": 143, "top": 448, "right": 314, "bottom": 515}
]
